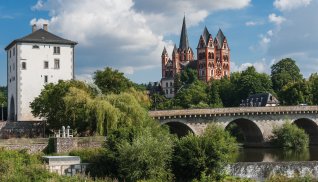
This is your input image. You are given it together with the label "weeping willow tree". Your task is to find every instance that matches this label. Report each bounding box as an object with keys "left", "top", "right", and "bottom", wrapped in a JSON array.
[{"left": 63, "top": 87, "right": 149, "bottom": 136}]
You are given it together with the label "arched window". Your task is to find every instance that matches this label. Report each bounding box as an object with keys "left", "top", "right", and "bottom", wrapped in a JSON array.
[{"left": 212, "top": 53, "right": 214, "bottom": 59}]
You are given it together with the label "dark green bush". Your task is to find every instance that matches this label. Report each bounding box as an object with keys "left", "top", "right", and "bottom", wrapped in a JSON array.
[
  {"left": 172, "top": 124, "right": 238, "bottom": 181},
  {"left": 272, "top": 122, "right": 309, "bottom": 150}
]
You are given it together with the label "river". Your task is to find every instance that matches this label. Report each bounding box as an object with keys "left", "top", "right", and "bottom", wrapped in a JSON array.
[{"left": 236, "top": 147, "right": 318, "bottom": 162}]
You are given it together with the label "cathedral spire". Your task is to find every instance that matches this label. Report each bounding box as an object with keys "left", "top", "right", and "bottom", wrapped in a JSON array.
[
  {"left": 162, "top": 46, "right": 168, "bottom": 55},
  {"left": 179, "top": 16, "right": 189, "bottom": 50}
]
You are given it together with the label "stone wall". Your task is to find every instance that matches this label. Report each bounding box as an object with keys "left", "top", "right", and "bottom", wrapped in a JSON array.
[
  {"left": 0, "top": 121, "right": 43, "bottom": 139},
  {"left": 0, "top": 136, "right": 105, "bottom": 154}
]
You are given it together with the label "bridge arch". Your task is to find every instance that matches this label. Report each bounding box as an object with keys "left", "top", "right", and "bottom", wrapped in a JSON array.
[
  {"left": 225, "top": 118, "right": 264, "bottom": 144},
  {"left": 163, "top": 121, "right": 195, "bottom": 137},
  {"left": 293, "top": 118, "right": 318, "bottom": 145}
]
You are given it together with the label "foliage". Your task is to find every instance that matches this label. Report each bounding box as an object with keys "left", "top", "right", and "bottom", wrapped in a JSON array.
[
  {"left": 309, "top": 73, "right": 318, "bottom": 105},
  {"left": 94, "top": 67, "right": 133, "bottom": 94},
  {"left": 280, "top": 80, "right": 312, "bottom": 105},
  {"left": 0, "top": 148, "right": 112, "bottom": 182},
  {"left": 180, "top": 68, "right": 198, "bottom": 85},
  {"left": 0, "top": 86, "right": 7, "bottom": 107},
  {"left": 272, "top": 122, "right": 309, "bottom": 150},
  {"left": 174, "top": 80, "right": 208, "bottom": 108},
  {"left": 271, "top": 58, "right": 303, "bottom": 99},
  {"left": 266, "top": 174, "right": 316, "bottom": 182},
  {"left": 116, "top": 127, "right": 174, "bottom": 181},
  {"left": 172, "top": 124, "right": 238, "bottom": 181},
  {"left": 237, "top": 66, "right": 274, "bottom": 102},
  {"left": 30, "top": 80, "right": 98, "bottom": 135},
  {"left": 207, "top": 80, "right": 223, "bottom": 108}
]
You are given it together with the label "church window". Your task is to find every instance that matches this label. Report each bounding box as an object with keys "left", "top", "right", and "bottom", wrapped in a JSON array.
[
  {"left": 212, "top": 53, "right": 214, "bottom": 59},
  {"left": 208, "top": 52, "right": 212, "bottom": 59},
  {"left": 44, "top": 61, "right": 49, "bottom": 69},
  {"left": 32, "top": 45, "right": 39, "bottom": 49},
  {"left": 211, "top": 69, "right": 214, "bottom": 76},
  {"left": 53, "top": 46, "right": 60, "bottom": 54},
  {"left": 22, "top": 62, "right": 26, "bottom": 70}
]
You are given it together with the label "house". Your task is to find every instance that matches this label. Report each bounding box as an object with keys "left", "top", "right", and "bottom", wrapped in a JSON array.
[
  {"left": 240, "top": 93, "right": 279, "bottom": 107},
  {"left": 5, "top": 24, "right": 77, "bottom": 121}
]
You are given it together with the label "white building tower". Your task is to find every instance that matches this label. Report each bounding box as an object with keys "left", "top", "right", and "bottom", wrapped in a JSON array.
[{"left": 5, "top": 24, "right": 77, "bottom": 121}]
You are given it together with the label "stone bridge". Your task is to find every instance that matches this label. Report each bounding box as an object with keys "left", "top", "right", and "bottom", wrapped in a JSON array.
[{"left": 149, "top": 106, "right": 318, "bottom": 146}]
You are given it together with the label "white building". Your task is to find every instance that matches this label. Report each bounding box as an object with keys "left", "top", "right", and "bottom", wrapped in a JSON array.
[{"left": 5, "top": 24, "right": 77, "bottom": 121}]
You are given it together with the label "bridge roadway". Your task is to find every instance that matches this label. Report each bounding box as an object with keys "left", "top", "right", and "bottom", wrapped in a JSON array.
[{"left": 149, "top": 106, "right": 318, "bottom": 146}]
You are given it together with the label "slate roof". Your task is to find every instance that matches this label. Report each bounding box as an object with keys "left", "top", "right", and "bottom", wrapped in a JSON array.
[
  {"left": 215, "top": 29, "right": 225, "bottom": 48},
  {"left": 202, "top": 26, "right": 211, "bottom": 46},
  {"left": 5, "top": 29, "right": 77, "bottom": 50},
  {"left": 179, "top": 16, "right": 190, "bottom": 50},
  {"left": 241, "top": 93, "right": 279, "bottom": 107}
]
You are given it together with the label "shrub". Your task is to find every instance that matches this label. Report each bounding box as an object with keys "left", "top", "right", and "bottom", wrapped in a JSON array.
[
  {"left": 172, "top": 124, "right": 238, "bottom": 181},
  {"left": 272, "top": 122, "right": 309, "bottom": 150}
]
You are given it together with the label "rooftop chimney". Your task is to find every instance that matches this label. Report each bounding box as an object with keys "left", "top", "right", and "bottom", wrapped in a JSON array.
[
  {"left": 32, "top": 24, "right": 37, "bottom": 32},
  {"left": 43, "top": 24, "right": 48, "bottom": 31}
]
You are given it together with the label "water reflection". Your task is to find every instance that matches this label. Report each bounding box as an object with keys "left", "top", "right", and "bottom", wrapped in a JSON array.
[{"left": 236, "top": 147, "right": 318, "bottom": 162}]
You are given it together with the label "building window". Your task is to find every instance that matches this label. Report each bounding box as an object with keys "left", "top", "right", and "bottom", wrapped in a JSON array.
[
  {"left": 13, "top": 47, "right": 15, "bottom": 56},
  {"left": 9, "top": 50, "right": 11, "bottom": 58},
  {"left": 53, "top": 46, "right": 60, "bottom": 54},
  {"left": 32, "top": 45, "right": 39, "bottom": 49},
  {"left": 170, "top": 82, "right": 173, "bottom": 87},
  {"left": 22, "top": 62, "right": 26, "bottom": 70},
  {"left": 44, "top": 61, "right": 49, "bottom": 69},
  {"left": 166, "top": 82, "right": 168, "bottom": 87},
  {"left": 166, "top": 89, "right": 168, "bottom": 94},
  {"left": 170, "top": 89, "right": 173, "bottom": 94},
  {"left": 44, "top": 75, "right": 48, "bottom": 83},
  {"left": 54, "top": 59, "right": 60, "bottom": 69}
]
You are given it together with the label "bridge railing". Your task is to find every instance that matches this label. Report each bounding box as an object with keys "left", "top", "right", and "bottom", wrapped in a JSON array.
[{"left": 149, "top": 106, "right": 318, "bottom": 118}]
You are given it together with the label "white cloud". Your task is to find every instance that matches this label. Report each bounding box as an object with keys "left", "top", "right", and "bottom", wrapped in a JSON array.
[
  {"left": 267, "top": 1, "right": 318, "bottom": 77},
  {"left": 30, "top": 18, "right": 49, "bottom": 28},
  {"left": 30, "top": 0, "right": 251, "bottom": 83},
  {"left": 274, "top": 0, "right": 311, "bottom": 11},
  {"left": 245, "top": 21, "right": 263, "bottom": 26},
  {"left": 232, "top": 59, "right": 269, "bottom": 73},
  {"left": 31, "top": 0, "right": 44, "bottom": 11},
  {"left": 268, "top": 13, "right": 286, "bottom": 25}
]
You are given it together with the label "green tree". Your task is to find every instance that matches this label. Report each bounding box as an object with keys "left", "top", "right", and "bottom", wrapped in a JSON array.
[
  {"left": 237, "top": 66, "right": 274, "bottom": 101},
  {"left": 0, "top": 87, "right": 7, "bottom": 107},
  {"left": 94, "top": 67, "right": 133, "bottom": 94},
  {"left": 116, "top": 127, "right": 174, "bottom": 181},
  {"left": 272, "top": 122, "right": 309, "bottom": 150},
  {"left": 219, "top": 76, "right": 239, "bottom": 107},
  {"left": 280, "top": 80, "right": 312, "bottom": 105},
  {"left": 30, "top": 80, "right": 98, "bottom": 134},
  {"left": 174, "top": 80, "right": 208, "bottom": 108},
  {"left": 181, "top": 67, "right": 198, "bottom": 85},
  {"left": 271, "top": 58, "right": 303, "bottom": 97},
  {"left": 309, "top": 73, "right": 318, "bottom": 105},
  {"left": 207, "top": 80, "right": 223, "bottom": 108},
  {"left": 172, "top": 124, "right": 238, "bottom": 181}
]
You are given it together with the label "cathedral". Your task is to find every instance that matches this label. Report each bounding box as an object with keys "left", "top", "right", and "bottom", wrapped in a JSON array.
[{"left": 161, "top": 17, "right": 231, "bottom": 98}]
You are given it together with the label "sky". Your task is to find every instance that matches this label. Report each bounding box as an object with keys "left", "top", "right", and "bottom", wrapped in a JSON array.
[{"left": 0, "top": 0, "right": 317, "bottom": 86}]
